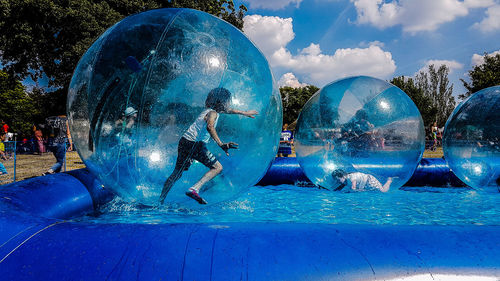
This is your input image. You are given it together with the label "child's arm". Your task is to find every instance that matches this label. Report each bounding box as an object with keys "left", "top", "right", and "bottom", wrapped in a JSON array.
[
  {"left": 206, "top": 111, "right": 238, "bottom": 156},
  {"left": 225, "top": 108, "right": 258, "bottom": 119}
]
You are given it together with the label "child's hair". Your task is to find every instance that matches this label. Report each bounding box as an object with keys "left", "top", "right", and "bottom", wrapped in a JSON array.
[
  {"left": 205, "top": 87, "right": 232, "bottom": 112},
  {"left": 355, "top": 109, "right": 368, "bottom": 120},
  {"left": 332, "top": 169, "right": 347, "bottom": 191},
  {"left": 332, "top": 169, "right": 347, "bottom": 179}
]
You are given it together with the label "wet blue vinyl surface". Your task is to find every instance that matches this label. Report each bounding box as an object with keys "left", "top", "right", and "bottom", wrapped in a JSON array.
[{"left": 77, "top": 184, "right": 500, "bottom": 225}]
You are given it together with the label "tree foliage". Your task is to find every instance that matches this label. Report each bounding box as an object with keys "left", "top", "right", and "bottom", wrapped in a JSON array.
[
  {"left": 0, "top": 71, "right": 39, "bottom": 136},
  {"left": 414, "top": 64, "right": 456, "bottom": 128},
  {"left": 460, "top": 53, "right": 500, "bottom": 100},
  {"left": 390, "top": 76, "right": 437, "bottom": 129},
  {"left": 0, "top": 0, "right": 246, "bottom": 133},
  {"left": 280, "top": 85, "right": 319, "bottom": 125},
  {"left": 0, "top": 0, "right": 247, "bottom": 108}
]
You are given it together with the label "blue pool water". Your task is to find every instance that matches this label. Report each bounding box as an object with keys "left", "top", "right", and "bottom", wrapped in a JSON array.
[{"left": 77, "top": 185, "right": 500, "bottom": 225}]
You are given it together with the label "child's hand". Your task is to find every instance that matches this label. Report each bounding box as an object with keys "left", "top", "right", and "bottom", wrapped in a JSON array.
[
  {"left": 220, "top": 142, "right": 238, "bottom": 156},
  {"left": 244, "top": 110, "right": 258, "bottom": 118}
]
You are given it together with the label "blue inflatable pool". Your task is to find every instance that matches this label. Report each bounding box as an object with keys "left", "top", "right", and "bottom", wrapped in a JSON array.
[{"left": 0, "top": 159, "right": 499, "bottom": 280}]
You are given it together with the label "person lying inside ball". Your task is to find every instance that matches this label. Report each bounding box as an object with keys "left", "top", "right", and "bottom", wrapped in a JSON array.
[
  {"left": 159, "top": 87, "right": 258, "bottom": 205},
  {"left": 332, "top": 169, "right": 393, "bottom": 192}
]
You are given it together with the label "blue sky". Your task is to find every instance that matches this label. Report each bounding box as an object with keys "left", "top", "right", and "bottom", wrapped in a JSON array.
[{"left": 237, "top": 0, "right": 500, "bottom": 97}]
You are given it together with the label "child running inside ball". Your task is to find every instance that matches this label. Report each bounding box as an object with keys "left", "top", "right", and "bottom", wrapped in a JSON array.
[{"left": 159, "top": 87, "right": 258, "bottom": 205}]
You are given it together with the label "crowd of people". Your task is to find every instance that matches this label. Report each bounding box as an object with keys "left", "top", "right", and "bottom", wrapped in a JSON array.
[
  {"left": 0, "top": 117, "right": 73, "bottom": 177},
  {"left": 277, "top": 118, "right": 444, "bottom": 160}
]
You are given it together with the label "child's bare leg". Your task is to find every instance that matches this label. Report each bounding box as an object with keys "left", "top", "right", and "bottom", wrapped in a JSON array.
[
  {"left": 189, "top": 161, "right": 223, "bottom": 193},
  {"left": 159, "top": 168, "right": 184, "bottom": 204},
  {"left": 380, "top": 177, "right": 393, "bottom": 193}
]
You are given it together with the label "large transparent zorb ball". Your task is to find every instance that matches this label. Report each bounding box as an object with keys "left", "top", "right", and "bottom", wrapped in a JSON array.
[
  {"left": 443, "top": 86, "right": 500, "bottom": 192},
  {"left": 295, "top": 76, "right": 425, "bottom": 191},
  {"left": 67, "top": 8, "right": 282, "bottom": 206}
]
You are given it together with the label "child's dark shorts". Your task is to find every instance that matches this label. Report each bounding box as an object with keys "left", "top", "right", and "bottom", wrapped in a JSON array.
[{"left": 175, "top": 137, "right": 218, "bottom": 170}]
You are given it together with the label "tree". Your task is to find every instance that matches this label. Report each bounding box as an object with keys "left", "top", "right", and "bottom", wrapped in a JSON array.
[
  {"left": 390, "top": 76, "right": 437, "bottom": 129},
  {"left": 280, "top": 85, "right": 319, "bottom": 125},
  {"left": 415, "top": 64, "right": 456, "bottom": 128},
  {"left": 460, "top": 52, "right": 500, "bottom": 100},
  {"left": 0, "top": 71, "right": 39, "bottom": 136},
  {"left": 0, "top": 0, "right": 247, "bottom": 114},
  {"left": 29, "top": 87, "right": 67, "bottom": 123},
  {"left": 168, "top": 0, "right": 246, "bottom": 29}
]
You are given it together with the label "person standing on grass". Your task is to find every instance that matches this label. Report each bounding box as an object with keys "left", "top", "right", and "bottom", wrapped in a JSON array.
[
  {"left": 42, "top": 116, "right": 73, "bottom": 175},
  {"left": 431, "top": 122, "right": 438, "bottom": 151},
  {"left": 34, "top": 125, "right": 46, "bottom": 154},
  {"left": 277, "top": 123, "right": 293, "bottom": 157},
  {"left": 1, "top": 120, "right": 9, "bottom": 141},
  {"left": 0, "top": 133, "right": 8, "bottom": 174}
]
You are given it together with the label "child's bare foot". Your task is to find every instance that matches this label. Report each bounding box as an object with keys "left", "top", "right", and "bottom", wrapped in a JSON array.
[{"left": 186, "top": 189, "right": 207, "bottom": 204}]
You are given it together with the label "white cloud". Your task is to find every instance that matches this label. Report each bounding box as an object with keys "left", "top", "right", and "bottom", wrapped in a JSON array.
[
  {"left": 243, "top": 0, "right": 302, "bottom": 10},
  {"left": 464, "top": 0, "right": 496, "bottom": 8},
  {"left": 471, "top": 50, "right": 500, "bottom": 66},
  {"left": 243, "top": 15, "right": 294, "bottom": 57},
  {"left": 278, "top": 72, "right": 309, "bottom": 88},
  {"left": 416, "top": 59, "right": 464, "bottom": 74},
  {"left": 464, "top": 0, "right": 495, "bottom": 8},
  {"left": 350, "top": 0, "right": 497, "bottom": 33},
  {"left": 351, "top": 0, "right": 400, "bottom": 29},
  {"left": 276, "top": 43, "right": 396, "bottom": 86},
  {"left": 472, "top": 4, "right": 500, "bottom": 32},
  {"left": 359, "top": 40, "right": 385, "bottom": 48},
  {"left": 300, "top": 43, "right": 322, "bottom": 56},
  {"left": 244, "top": 15, "right": 396, "bottom": 86}
]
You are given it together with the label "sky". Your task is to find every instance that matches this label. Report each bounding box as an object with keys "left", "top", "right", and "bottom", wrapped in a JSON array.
[{"left": 236, "top": 0, "right": 500, "bottom": 97}]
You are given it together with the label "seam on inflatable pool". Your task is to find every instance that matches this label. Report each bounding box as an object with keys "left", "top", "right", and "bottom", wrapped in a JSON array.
[
  {"left": 105, "top": 242, "right": 130, "bottom": 280},
  {"left": 209, "top": 229, "right": 219, "bottom": 281},
  {"left": 406, "top": 248, "right": 434, "bottom": 279},
  {"left": 0, "top": 220, "right": 67, "bottom": 264},
  {"left": 0, "top": 225, "right": 37, "bottom": 250},
  {"left": 181, "top": 227, "right": 196, "bottom": 280},
  {"left": 339, "top": 237, "right": 376, "bottom": 275}
]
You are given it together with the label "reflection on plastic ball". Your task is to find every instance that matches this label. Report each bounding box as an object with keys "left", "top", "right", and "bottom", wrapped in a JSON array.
[
  {"left": 443, "top": 86, "right": 500, "bottom": 192},
  {"left": 67, "top": 9, "right": 282, "bottom": 206},
  {"left": 295, "top": 76, "right": 425, "bottom": 192}
]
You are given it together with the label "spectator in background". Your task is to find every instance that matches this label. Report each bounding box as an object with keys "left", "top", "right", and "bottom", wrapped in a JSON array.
[
  {"left": 1, "top": 120, "right": 9, "bottom": 141},
  {"left": 277, "top": 123, "right": 293, "bottom": 157},
  {"left": 115, "top": 106, "right": 138, "bottom": 131},
  {"left": 437, "top": 127, "right": 443, "bottom": 147},
  {"left": 42, "top": 116, "right": 73, "bottom": 175},
  {"left": 0, "top": 133, "right": 8, "bottom": 174},
  {"left": 338, "top": 109, "right": 375, "bottom": 155},
  {"left": 431, "top": 122, "right": 438, "bottom": 151},
  {"left": 34, "top": 126, "right": 45, "bottom": 154}
]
